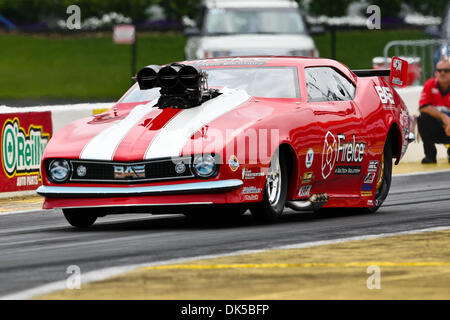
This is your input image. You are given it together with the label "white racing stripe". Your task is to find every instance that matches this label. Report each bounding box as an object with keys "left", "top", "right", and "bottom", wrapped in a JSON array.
[
  {"left": 80, "top": 101, "right": 157, "bottom": 160},
  {"left": 144, "top": 88, "right": 251, "bottom": 159}
]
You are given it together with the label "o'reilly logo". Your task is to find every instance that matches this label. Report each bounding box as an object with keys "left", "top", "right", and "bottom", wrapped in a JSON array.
[{"left": 2, "top": 118, "right": 49, "bottom": 177}]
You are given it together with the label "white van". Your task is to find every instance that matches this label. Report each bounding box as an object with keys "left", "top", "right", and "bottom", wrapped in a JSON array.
[{"left": 184, "top": 0, "right": 320, "bottom": 59}]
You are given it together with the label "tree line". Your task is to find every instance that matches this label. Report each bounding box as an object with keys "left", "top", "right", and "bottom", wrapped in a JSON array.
[{"left": 0, "top": 0, "right": 448, "bottom": 26}]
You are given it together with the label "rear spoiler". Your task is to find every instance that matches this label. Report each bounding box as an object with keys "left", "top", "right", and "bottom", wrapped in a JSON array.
[
  {"left": 352, "top": 69, "right": 390, "bottom": 77},
  {"left": 352, "top": 57, "right": 409, "bottom": 87}
]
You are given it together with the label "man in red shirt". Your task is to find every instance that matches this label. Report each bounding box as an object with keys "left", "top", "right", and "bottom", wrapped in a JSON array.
[{"left": 417, "top": 59, "right": 450, "bottom": 163}]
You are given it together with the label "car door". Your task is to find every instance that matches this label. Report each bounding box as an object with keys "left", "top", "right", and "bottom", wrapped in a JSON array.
[{"left": 303, "top": 66, "right": 365, "bottom": 196}]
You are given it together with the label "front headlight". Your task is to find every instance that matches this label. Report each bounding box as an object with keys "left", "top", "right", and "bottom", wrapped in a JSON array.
[
  {"left": 48, "top": 160, "right": 71, "bottom": 183},
  {"left": 193, "top": 154, "right": 217, "bottom": 178}
]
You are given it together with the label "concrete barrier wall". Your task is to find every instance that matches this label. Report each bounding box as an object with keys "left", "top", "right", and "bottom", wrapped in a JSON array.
[{"left": 0, "top": 86, "right": 445, "bottom": 196}]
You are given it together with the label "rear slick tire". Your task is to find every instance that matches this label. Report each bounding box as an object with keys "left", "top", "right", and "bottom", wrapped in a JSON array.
[
  {"left": 63, "top": 209, "right": 97, "bottom": 228},
  {"left": 360, "top": 137, "right": 393, "bottom": 214},
  {"left": 250, "top": 150, "right": 288, "bottom": 222}
]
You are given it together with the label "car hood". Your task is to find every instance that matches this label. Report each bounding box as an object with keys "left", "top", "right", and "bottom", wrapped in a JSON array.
[
  {"left": 199, "top": 34, "right": 316, "bottom": 55},
  {"left": 43, "top": 88, "right": 281, "bottom": 162}
]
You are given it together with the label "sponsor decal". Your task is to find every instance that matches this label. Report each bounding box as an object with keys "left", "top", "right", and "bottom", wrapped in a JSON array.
[
  {"left": 302, "top": 171, "right": 313, "bottom": 184},
  {"left": 337, "top": 134, "right": 365, "bottom": 163},
  {"left": 364, "top": 172, "right": 376, "bottom": 184},
  {"left": 242, "top": 168, "right": 265, "bottom": 180},
  {"left": 298, "top": 185, "right": 312, "bottom": 198},
  {"left": 321, "top": 131, "right": 338, "bottom": 179},
  {"left": 368, "top": 160, "right": 379, "bottom": 172},
  {"left": 244, "top": 194, "right": 259, "bottom": 201},
  {"left": 1, "top": 113, "right": 52, "bottom": 192},
  {"left": 367, "top": 199, "right": 374, "bottom": 206},
  {"left": 361, "top": 184, "right": 373, "bottom": 191},
  {"left": 305, "top": 148, "right": 314, "bottom": 168},
  {"left": 2, "top": 117, "right": 49, "bottom": 179},
  {"left": 399, "top": 109, "right": 409, "bottom": 127},
  {"left": 389, "top": 57, "right": 409, "bottom": 88},
  {"left": 321, "top": 131, "right": 365, "bottom": 179},
  {"left": 334, "top": 165, "right": 361, "bottom": 175},
  {"left": 391, "top": 59, "right": 403, "bottom": 86},
  {"left": 190, "top": 57, "right": 271, "bottom": 67},
  {"left": 242, "top": 186, "right": 262, "bottom": 195},
  {"left": 361, "top": 191, "right": 373, "bottom": 197},
  {"left": 113, "top": 165, "right": 146, "bottom": 179},
  {"left": 229, "top": 155, "right": 240, "bottom": 172}
]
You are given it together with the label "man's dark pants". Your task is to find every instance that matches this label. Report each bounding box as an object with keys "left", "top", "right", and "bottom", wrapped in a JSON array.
[{"left": 417, "top": 113, "right": 450, "bottom": 160}]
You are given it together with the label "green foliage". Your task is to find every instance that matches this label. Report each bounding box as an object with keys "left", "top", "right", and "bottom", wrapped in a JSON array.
[
  {"left": 405, "top": 0, "right": 449, "bottom": 17},
  {"left": 156, "top": 0, "right": 202, "bottom": 21},
  {"left": 297, "top": 0, "right": 448, "bottom": 18},
  {"left": 370, "top": 0, "right": 404, "bottom": 18},
  {"left": 0, "top": 0, "right": 62, "bottom": 24},
  {"left": 0, "top": 0, "right": 159, "bottom": 24},
  {"left": 1, "top": 0, "right": 448, "bottom": 25},
  {"left": 0, "top": 32, "right": 187, "bottom": 101},
  {"left": 305, "top": 0, "right": 355, "bottom": 16}
]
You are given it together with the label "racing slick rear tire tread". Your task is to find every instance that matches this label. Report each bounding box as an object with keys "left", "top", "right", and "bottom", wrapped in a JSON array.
[
  {"left": 250, "top": 151, "right": 288, "bottom": 222},
  {"left": 63, "top": 209, "right": 98, "bottom": 228},
  {"left": 359, "top": 137, "right": 393, "bottom": 214}
]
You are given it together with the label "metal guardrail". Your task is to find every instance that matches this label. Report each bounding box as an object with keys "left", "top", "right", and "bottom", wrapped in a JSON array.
[{"left": 383, "top": 39, "right": 448, "bottom": 84}]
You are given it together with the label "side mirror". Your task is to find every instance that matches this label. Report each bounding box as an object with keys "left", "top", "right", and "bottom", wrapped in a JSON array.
[
  {"left": 184, "top": 27, "right": 201, "bottom": 37},
  {"left": 425, "top": 25, "right": 441, "bottom": 38},
  {"left": 309, "top": 25, "right": 325, "bottom": 35}
]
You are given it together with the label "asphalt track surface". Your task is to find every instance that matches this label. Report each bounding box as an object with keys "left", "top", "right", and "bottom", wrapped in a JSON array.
[{"left": 0, "top": 171, "right": 449, "bottom": 297}]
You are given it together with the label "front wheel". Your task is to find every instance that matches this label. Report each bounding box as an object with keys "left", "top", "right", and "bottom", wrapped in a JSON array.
[
  {"left": 250, "top": 150, "right": 288, "bottom": 222},
  {"left": 63, "top": 209, "right": 98, "bottom": 228}
]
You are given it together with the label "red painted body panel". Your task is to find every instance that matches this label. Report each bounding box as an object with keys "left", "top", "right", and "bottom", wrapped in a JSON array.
[{"left": 40, "top": 57, "right": 410, "bottom": 211}]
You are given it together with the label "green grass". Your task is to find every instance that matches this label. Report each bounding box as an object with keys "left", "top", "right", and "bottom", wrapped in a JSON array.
[
  {"left": 0, "top": 32, "right": 187, "bottom": 101},
  {"left": 0, "top": 29, "right": 431, "bottom": 101}
]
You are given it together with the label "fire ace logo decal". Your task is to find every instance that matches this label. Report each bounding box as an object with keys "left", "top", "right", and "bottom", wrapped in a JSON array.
[{"left": 321, "top": 131, "right": 365, "bottom": 179}]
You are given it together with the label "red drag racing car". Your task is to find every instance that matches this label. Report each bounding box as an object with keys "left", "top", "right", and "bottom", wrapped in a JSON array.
[{"left": 37, "top": 56, "right": 412, "bottom": 228}]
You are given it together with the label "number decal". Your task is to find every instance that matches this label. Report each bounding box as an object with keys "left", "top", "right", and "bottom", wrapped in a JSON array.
[{"left": 375, "top": 86, "right": 394, "bottom": 104}]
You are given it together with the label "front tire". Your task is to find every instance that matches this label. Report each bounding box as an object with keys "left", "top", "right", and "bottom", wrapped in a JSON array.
[
  {"left": 63, "top": 209, "right": 98, "bottom": 228},
  {"left": 250, "top": 150, "right": 288, "bottom": 222}
]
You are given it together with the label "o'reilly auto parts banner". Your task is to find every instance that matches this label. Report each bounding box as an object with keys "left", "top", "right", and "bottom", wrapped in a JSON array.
[{"left": 1, "top": 112, "right": 52, "bottom": 193}]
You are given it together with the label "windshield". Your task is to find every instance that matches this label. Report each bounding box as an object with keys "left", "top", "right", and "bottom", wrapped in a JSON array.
[
  {"left": 206, "top": 67, "right": 299, "bottom": 98},
  {"left": 121, "top": 66, "right": 299, "bottom": 103},
  {"left": 203, "top": 8, "right": 306, "bottom": 35}
]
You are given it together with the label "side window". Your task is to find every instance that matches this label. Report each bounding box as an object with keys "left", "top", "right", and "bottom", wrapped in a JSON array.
[{"left": 305, "top": 67, "right": 355, "bottom": 102}]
